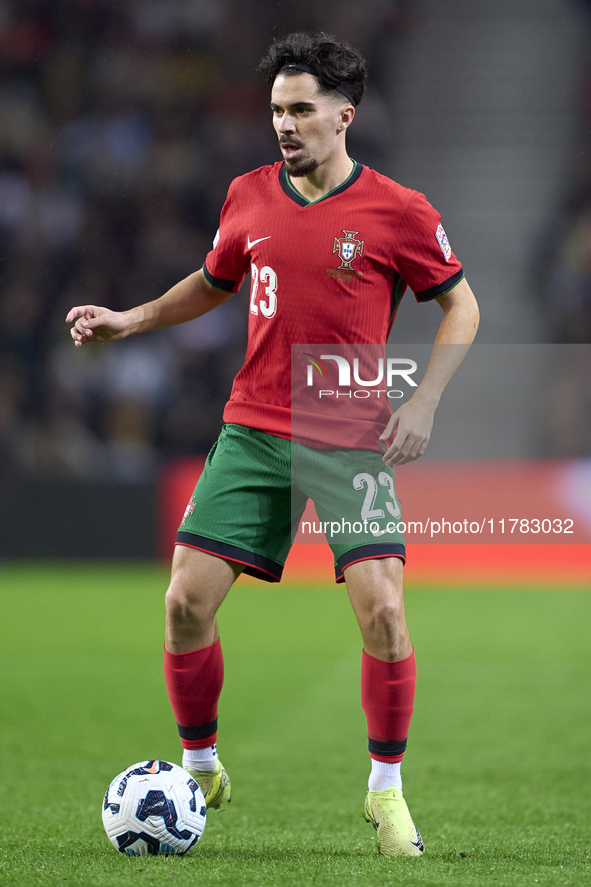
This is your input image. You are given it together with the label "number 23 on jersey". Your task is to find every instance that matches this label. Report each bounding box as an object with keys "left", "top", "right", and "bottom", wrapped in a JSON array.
[{"left": 250, "top": 263, "right": 278, "bottom": 318}]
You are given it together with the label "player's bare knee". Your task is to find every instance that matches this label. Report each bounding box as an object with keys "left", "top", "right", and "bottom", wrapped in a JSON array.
[
  {"left": 361, "top": 593, "right": 408, "bottom": 647},
  {"left": 165, "top": 583, "right": 213, "bottom": 629},
  {"left": 370, "top": 599, "right": 405, "bottom": 633}
]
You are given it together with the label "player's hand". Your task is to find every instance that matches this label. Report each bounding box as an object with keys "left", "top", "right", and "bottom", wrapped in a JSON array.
[
  {"left": 379, "top": 397, "right": 435, "bottom": 466},
  {"left": 66, "top": 305, "right": 130, "bottom": 347}
]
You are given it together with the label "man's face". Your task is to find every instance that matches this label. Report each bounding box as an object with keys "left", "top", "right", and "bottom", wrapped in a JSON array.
[{"left": 270, "top": 73, "right": 351, "bottom": 177}]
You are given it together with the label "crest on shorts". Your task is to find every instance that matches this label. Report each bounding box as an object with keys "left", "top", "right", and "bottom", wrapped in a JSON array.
[
  {"left": 333, "top": 230, "right": 364, "bottom": 270},
  {"left": 181, "top": 498, "right": 196, "bottom": 526},
  {"left": 435, "top": 223, "right": 452, "bottom": 262}
]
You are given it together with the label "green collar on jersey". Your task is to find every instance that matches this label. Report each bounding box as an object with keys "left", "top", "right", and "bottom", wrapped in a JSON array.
[{"left": 279, "top": 160, "right": 362, "bottom": 206}]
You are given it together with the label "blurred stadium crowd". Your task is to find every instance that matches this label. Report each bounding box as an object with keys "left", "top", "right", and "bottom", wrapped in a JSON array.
[
  {"left": 540, "top": 0, "right": 591, "bottom": 344},
  {"left": 0, "top": 0, "right": 588, "bottom": 483},
  {"left": 0, "top": 0, "right": 411, "bottom": 481}
]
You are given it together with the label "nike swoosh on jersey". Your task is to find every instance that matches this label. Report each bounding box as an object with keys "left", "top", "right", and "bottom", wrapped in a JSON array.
[{"left": 247, "top": 235, "right": 271, "bottom": 249}]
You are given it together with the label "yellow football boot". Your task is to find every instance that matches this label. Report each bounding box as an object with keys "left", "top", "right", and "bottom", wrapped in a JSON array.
[
  {"left": 185, "top": 758, "right": 231, "bottom": 810},
  {"left": 364, "top": 787, "right": 424, "bottom": 857}
]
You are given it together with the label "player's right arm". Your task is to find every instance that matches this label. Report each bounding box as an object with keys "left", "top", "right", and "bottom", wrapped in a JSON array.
[{"left": 67, "top": 269, "right": 232, "bottom": 347}]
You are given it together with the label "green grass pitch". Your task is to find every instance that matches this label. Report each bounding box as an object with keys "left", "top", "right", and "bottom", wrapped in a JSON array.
[{"left": 0, "top": 562, "right": 590, "bottom": 887}]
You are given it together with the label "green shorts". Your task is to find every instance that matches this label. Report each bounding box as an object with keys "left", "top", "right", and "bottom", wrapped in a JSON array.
[{"left": 176, "top": 424, "right": 405, "bottom": 583}]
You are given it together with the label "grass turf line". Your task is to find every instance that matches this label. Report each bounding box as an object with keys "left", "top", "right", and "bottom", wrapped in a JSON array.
[{"left": 0, "top": 562, "right": 589, "bottom": 886}]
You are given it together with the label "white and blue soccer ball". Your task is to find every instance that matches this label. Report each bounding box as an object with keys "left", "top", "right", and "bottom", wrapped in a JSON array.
[{"left": 102, "top": 760, "right": 206, "bottom": 856}]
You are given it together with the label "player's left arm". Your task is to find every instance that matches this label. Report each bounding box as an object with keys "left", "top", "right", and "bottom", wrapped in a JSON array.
[{"left": 380, "top": 276, "right": 480, "bottom": 466}]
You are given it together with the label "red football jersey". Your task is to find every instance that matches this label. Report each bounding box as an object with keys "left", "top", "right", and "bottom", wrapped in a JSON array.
[{"left": 203, "top": 161, "right": 463, "bottom": 443}]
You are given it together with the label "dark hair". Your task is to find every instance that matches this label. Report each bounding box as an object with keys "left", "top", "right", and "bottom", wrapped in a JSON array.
[{"left": 257, "top": 32, "right": 368, "bottom": 107}]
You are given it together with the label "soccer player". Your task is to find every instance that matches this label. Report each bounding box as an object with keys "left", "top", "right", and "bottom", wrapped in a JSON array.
[{"left": 67, "top": 32, "right": 479, "bottom": 857}]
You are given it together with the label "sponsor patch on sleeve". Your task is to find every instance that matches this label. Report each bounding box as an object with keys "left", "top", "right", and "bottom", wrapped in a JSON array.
[{"left": 435, "top": 223, "right": 452, "bottom": 262}]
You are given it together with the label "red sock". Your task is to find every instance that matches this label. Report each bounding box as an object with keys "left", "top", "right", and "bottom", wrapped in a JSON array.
[
  {"left": 361, "top": 648, "right": 416, "bottom": 763},
  {"left": 163, "top": 637, "right": 224, "bottom": 749}
]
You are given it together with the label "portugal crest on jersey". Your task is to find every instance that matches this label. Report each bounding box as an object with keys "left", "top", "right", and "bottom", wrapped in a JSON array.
[
  {"left": 181, "top": 498, "right": 196, "bottom": 526},
  {"left": 333, "top": 230, "right": 364, "bottom": 270}
]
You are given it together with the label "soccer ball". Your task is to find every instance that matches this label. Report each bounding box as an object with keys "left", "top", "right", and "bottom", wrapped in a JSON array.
[{"left": 102, "top": 760, "right": 206, "bottom": 856}]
